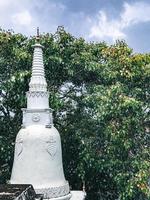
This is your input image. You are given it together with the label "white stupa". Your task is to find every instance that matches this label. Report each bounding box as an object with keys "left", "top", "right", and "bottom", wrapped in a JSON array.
[{"left": 10, "top": 28, "right": 72, "bottom": 200}]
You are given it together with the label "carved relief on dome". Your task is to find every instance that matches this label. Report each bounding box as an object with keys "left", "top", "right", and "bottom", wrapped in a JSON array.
[
  {"left": 15, "top": 138, "right": 23, "bottom": 157},
  {"left": 46, "top": 136, "right": 57, "bottom": 158}
]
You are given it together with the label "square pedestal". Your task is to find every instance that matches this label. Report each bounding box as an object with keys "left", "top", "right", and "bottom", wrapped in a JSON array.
[{"left": 71, "top": 191, "right": 86, "bottom": 200}]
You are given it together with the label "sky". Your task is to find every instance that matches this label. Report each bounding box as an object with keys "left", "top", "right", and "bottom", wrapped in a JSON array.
[{"left": 0, "top": 0, "right": 150, "bottom": 53}]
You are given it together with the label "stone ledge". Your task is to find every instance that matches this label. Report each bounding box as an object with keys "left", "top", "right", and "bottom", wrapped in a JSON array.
[
  {"left": 0, "top": 184, "right": 41, "bottom": 200},
  {"left": 0, "top": 185, "right": 86, "bottom": 200}
]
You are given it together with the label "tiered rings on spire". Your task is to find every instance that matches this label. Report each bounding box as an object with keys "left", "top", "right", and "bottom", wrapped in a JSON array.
[{"left": 29, "top": 44, "right": 47, "bottom": 92}]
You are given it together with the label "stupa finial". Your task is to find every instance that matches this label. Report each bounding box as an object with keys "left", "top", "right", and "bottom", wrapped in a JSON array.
[{"left": 36, "top": 27, "right": 40, "bottom": 41}]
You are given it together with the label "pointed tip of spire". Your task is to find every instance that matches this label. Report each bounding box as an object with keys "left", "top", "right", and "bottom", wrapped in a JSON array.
[
  {"left": 32, "top": 27, "right": 43, "bottom": 48},
  {"left": 36, "top": 27, "right": 40, "bottom": 41}
]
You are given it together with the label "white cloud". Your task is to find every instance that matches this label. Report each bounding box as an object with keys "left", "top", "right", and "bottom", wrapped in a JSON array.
[
  {"left": 0, "top": 0, "right": 150, "bottom": 49},
  {"left": 89, "top": 1, "right": 150, "bottom": 41},
  {"left": 0, "top": 0, "right": 34, "bottom": 33},
  {"left": 0, "top": 0, "right": 66, "bottom": 35},
  {"left": 89, "top": 11, "right": 125, "bottom": 41},
  {"left": 0, "top": 0, "right": 10, "bottom": 7},
  {"left": 12, "top": 10, "right": 32, "bottom": 26},
  {"left": 122, "top": 2, "right": 150, "bottom": 27}
]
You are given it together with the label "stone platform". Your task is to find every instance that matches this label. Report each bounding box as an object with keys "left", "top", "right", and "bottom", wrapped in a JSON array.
[
  {"left": 0, "top": 185, "right": 86, "bottom": 200},
  {"left": 0, "top": 184, "right": 43, "bottom": 200}
]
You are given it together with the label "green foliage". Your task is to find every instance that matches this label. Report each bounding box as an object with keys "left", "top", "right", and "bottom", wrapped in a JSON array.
[{"left": 0, "top": 27, "right": 150, "bottom": 200}]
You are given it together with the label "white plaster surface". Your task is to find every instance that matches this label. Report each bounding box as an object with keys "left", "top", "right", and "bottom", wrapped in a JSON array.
[
  {"left": 29, "top": 44, "right": 47, "bottom": 92},
  {"left": 11, "top": 125, "right": 65, "bottom": 187},
  {"left": 27, "top": 92, "right": 49, "bottom": 109}
]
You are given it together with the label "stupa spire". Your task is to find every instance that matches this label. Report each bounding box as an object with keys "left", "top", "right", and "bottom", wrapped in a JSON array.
[{"left": 29, "top": 27, "right": 47, "bottom": 92}]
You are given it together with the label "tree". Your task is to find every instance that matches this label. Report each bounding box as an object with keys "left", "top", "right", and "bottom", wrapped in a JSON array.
[{"left": 0, "top": 27, "right": 149, "bottom": 200}]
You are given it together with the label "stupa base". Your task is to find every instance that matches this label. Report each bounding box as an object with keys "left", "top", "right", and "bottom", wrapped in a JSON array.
[
  {"left": 35, "top": 182, "right": 70, "bottom": 199},
  {"left": 43, "top": 191, "right": 86, "bottom": 200},
  {"left": 44, "top": 193, "right": 72, "bottom": 200}
]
